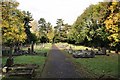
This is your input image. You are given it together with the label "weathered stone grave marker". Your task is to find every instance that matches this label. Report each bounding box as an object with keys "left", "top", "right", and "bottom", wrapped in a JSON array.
[
  {"left": 44, "top": 52, "right": 47, "bottom": 57},
  {"left": 28, "top": 47, "right": 31, "bottom": 54},
  {"left": 31, "top": 41, "right": 34, "bottom": 54},
  {"left": 95, "top": 47, "right": 107, "bottom": 55},
  {"left": 68, "top": 46, "right": 73, "bottom": 54},
  {"left": 73, "top": 49, "right": 95, "bottom": 58},
  {"left": 5, "top": 57, "right": 14, "bottom": 67},
  {"left": 101, "top": 47, "right": 106, "bottom": 55}
]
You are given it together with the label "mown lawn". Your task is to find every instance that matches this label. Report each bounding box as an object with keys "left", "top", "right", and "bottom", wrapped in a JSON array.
[
  {"left": 56, "top": 43, "right": 119, "bottom": 78},
  {"left": 2, "top": 55, "right": 46, "bottom": 72},
  {"left": 2, "top": 43, "right": 52, "bottom": 65},
  {"left": 73, "top": 54, "right": 118, "bottom": 78},
  {"left": 35, "top": 43, "right": 52, "bottom": 55},
  {"left": 2, "top": 43, "right": 52, "bottom": 79}
]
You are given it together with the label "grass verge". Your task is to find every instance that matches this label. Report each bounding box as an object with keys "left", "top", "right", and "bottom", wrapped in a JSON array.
[{"left": 56, "top": 43, "right": 119, "bottom": 79}]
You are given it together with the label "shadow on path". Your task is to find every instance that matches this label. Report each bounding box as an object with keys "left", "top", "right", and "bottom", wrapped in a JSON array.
[{"left": 41, "top": 44, "right": 80, "bottom": 78}]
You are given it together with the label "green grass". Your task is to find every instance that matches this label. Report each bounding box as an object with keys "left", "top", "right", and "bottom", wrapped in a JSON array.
[
  {"left": 73, "top": 54, "right": 118, "bottom": 78},
  {"left": 2, "top": 55, "right": 46, "bottom": 79},
  {"left": 2, "top": 43, "right": 52, "bottom": 79},
  {"left": 2, "top": 43, "right": 52, "bottom": 66},
  {"left": 56, "top": 43, "right": 119, "bottom": 78},
  {"left": 35, "top": 43, "right": 52, "bottom": 54},
  {"left": 2, "top": 57, "right": 8, "bottom": 66},
  {"left": 14, "top": 55, "right": 46, "bottom": 65}
]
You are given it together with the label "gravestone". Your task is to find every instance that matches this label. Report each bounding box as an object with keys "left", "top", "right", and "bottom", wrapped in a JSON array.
[
  {"left": 90, "top": 50, "right": 95, "bottom": 57},
  {"left": 108, "top": 50, "right": 111, "bottom": 53},
  {"left": 5, "top": 64, "right": 37, "bottom": 78},
  {"left": 73, "top": 50, "right": 95, "bottom": 58},
  {"left": 5, "top": 57, "right": 14, "bottom": 67},
  {"left": 98, "top": 47, "right": 101, "bottom": 51},
  {"left": 44, "top": 52, "right": 47, "bottom": 57},
  {"left": 28, "top": 48, "right": 31, "bottom": 54},
  {"left": 95, "top": 47, "right": 107, "bottom": 55},
  {"left": 115, "top": 49, "right": 118, "bottom": 54},
  {"left": 101, "top": 47, "right": 106, "bottom": 55},
  {"left": 14, "top": 46, "right": 17, "bottom": 53},
  {"left": 31, "top": 41, "right": 34, "bottom": 54},
  {"left": 86, "top": 48, "right": 88, "bottom": 50},
  {"left": 68, "top": 46, "right": 73, "bottom": 54}
]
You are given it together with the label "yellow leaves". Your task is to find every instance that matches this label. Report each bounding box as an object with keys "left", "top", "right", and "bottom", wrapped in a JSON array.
[
  {"left": 105, "top": 14, "right": 119, "bottom": 32},
  {"left": 35, "top": 31, "right": 40, "bottom": 38},
  {"left": 104, "top": 5, "right": 119, "bottom": 32},
  {"left": 108, "top": 33, "right": 120, "bottom": 42},
  {"left": 104, "top": 19, "right": 113, "bottom": 30},
  {"left": 2, "top": 21, "right": 26, "bottom": 43},
  {"left": 47, "top": 30, "right": 54, "bottom": 42},
  {"left": 112, "top": 2, "right": 117, "bottom": 5},
  {"left": 2, "top": 1, "right": 27, "bottom": 44},
  {"left": 109, "top": 1, "right": 118, "bottom": 13},
  {"left": 104, "top": 2, "right": 120, "bottom": 44}
]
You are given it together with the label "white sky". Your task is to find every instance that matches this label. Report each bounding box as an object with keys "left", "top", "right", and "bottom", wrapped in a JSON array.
[{"left": 17, "top": 0, "right": 103, "bottom": 26}]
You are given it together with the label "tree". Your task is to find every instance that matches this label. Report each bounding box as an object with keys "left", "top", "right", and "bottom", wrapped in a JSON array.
[
  {"left": 60, "top": 23, "right": 71, "bottom": 42},
  {"left": 54, "top": 19, "right": 64, "bottom": 32},
  {"left": 2, "top": 0, "right": 26, "bottom": 46},
  {"left": 46, "top": 22, "right": 54, "bottom": 43},
  {"left": 30, "top": 20, "right": 39, "bottom": 33},
  {"left": 68, "top": 2, "right": 111, "bottom": 47},
  {"left": 1, "top": 0, "right": 27, "bottom": 57},
  {"left": 53, "top": 19, "right": 64, "bottom": 42},
  {"left": 38, "top": 18, "right": 48, "bottom": 43},
  {"left": 104, "top": 1, "right": 120, "bottom": 47},
  {"left": 30, "top": 20, "right": 39, "bottom": 42},
  {"left": 38, "top": 18, "right": 47, "bottom": 32},
  {"left": 23, "top": 11, "right": 34, "bottom": 44}
]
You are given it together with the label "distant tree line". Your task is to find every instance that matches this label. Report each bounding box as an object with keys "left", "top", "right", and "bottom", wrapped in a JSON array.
[
  {"left": 53, "top": 1, "right": 120, "bottom": 51},
  {"left": 1, "top": 0, "right": 120, "bottom": 51}
]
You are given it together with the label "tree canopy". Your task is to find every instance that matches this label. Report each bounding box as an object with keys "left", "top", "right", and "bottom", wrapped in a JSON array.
[
  {"left": 104, "top": 1, "right": 120, "bottom": 47},
  {"left": 1, "top": 0, "right": 119, "bottom": 51},
  {"left": 68, "top": 1, "right": 119, "bottom": 49},
  {"left": 2, "top": 0, "right": 26, "bottom": 46}
]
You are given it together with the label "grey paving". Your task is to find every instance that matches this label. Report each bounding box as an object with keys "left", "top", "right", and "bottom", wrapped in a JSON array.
[{"left": 41, "top": 45, "right": 80, "bottom": 78}]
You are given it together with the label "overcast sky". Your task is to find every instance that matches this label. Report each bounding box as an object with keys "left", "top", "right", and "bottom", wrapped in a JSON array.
[{"left": 17, "top": 0, "right": 103, "bottom": 26}]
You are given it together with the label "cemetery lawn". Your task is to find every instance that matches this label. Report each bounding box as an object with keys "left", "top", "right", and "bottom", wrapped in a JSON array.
[
  {"left": 56, "top": 43, "right": 119, "bottom": 78},
  {"left": 2, "top": 43, "right": 52, "bottom": 79},
  {"left": 72, "top": 54, "right": 118, "bottom": 78},
  {"left": 21, "top": 43, "right": 52, "bottom": 54},
  {"left": 3, "top": 55, "right": 46, "bottom": 70}
]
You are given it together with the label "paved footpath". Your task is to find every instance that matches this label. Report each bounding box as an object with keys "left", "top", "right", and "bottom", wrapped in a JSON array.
[{"left": 41, "top": 45, "right": 80, "bottom": 78}]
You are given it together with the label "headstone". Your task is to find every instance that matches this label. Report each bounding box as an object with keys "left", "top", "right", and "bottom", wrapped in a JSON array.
[
  {"left": 73, "top": 50, "right": 95, "bottom": 58},
  {"left": 102, "top": 47, "right": 106, "bottom": 55},
  {"left": 5, "top": 57, "right": 14, "bottom": 67},
  {"left": 86, "top": 48, "right": 88, "bottom": 50},
  {"left": 14, "top": 46, "right": 17, "bottom": 53},
  {"left": 31, "top": 41, "right": 34, "bottom": 54},
  {"left": 44, "top": 52, "right": 47, "bottom": 57},
  {"left": 108, "top": 50, "right": 111, "bottom": 53},
  {"left": 68, "top": 46, "right": 73, "bottom": 54},
  {"left": 98, "top": 47, "right": 101, "bottom": 51},
  {"left": 90, "top": 50, "right": 95, "bottom": 57},
  {"left": 28, "top": 48, "right": 31, "bottom": 54},
  {"left": 115, "top": 49, "right": 118, "bottom": 54}
]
